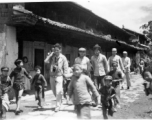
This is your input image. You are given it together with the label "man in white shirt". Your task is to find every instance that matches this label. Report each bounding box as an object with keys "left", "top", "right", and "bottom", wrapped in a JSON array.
[
  {"left": 74, "top": 48, "right": 91, "bottom": 75},
  {"left": 44, "top": 43, "right": 68, "bottom": 112},
  {"left": 122, "top": 51, "right": 131, "bottom": 89},
  {"left": 91, "top": 44, "right": 109, "bottom": 90},
  {"left": 108, "top": 48, "right": 125, "bottom": 72}
]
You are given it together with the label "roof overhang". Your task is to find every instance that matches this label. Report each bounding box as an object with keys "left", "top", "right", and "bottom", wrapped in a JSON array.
[{"left": 7, "top": 7, "right": 144, "bottom": 51}]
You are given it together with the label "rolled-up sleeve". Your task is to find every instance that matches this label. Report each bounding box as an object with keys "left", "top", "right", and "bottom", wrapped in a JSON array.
[
  {"left": 63, "top": 56, "right": 69, "bottom": 75},
  {"left": 86, "top": 76, "right": 99, "bottom": 98},
  {"left": 103, "top": 55, "right": 109, "bottom": 73}
]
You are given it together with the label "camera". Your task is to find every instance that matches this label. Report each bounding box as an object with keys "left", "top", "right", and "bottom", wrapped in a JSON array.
[{"left": 52, "top": 65, "right": 58, "bottom": 72}]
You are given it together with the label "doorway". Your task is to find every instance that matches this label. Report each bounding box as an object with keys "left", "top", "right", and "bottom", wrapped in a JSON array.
[{"left": 34, "top": 49, "right": 44, "bottom": 74}]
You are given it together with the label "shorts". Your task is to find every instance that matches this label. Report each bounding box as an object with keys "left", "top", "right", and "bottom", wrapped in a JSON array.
[{"left": 13, "top": 83, "right": 24, "bottom": 91}]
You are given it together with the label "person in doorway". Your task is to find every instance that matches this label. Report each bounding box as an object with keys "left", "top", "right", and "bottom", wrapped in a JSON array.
[
  {"left": 139, "top": 59, "right": 145, "bottom": 74},
  {"left": 122, "top": 51, "right": 131, "bottom": 89},
  {"left": 0, "top": 67, "right": 12, "bottom": 119},
  {"left": 10, "top": 59, "right": 32, "bottom": 115},
  {"left": 68, "top": 64, "right": 99, "bottom": 119},
  {"left": 99, "top": 75, "right": 116, "bottom": 119},
  {"left": 74, "top": 47, "right": 91, "bottom": 76},
  {"left": 32, "top": 66, "right": 47, "bottom": 108},
  {"left": 91, "top": 44, "right": 109, "bottom": 91},
  {"left": 107, "top": 61, "right": 125, "bottom": 108},
  {"left": 22, "top": 56, "right": 31, "bottom": 94},
  {"left": 108, "top": 48, "right": 124, "bottom": 72},
  {"left": 44, "top": 43, "right": 68, "bottom": 112}
]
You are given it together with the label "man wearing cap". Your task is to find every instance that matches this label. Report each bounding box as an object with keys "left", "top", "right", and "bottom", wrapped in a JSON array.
[
  {"left": 44, "top": 43, "right": 68, "bottom": 112},
  {"left": 122, "top": 51, "right": 131, "bottom": 89},
  {"left": 91, "top": 44, "right": 109, "bottom": 90},
  {"left": 108, "top": 48, "right": 124, "bottom": 72},
  {"left": 74, "top": 47, "right": 91, "bottom": 75}
]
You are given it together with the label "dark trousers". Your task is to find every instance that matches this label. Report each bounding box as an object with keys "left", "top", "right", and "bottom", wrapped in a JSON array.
[
  {"left": 94, "top": 76, "right": 105, "bottom": 90},
  {"left": 102, "top": 101, "right": 113, "bottom": 119},
  {"left": 76, "top": 104, "right": 91, "bottom": 119},
  {"left": 63, "top": 80, "right": 70, "bottom": 99},
  {"left": 35, "top": 85, "right": 44, "bottom": 105}
]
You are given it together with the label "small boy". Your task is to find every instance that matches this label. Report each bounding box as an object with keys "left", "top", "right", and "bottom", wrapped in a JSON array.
[
  {"left": 32, "top": 66, "right": 47, "bottom": 108},
  {"left": 63, "top": 61, "right": 73, "bottom": 104},
  {"left": 0, "top": 67, "right": 12, "bottom": 119},
  {"left": 107, "top": 61, "right": 124, "bottom": 108},
  {"left": 142, "top": 69, "right": 152, "bottom": 96},
  {"left": 99, "top": 76, "right": 116, "bottom": 119},
  {"left": 68, "top": 64, "right": 99, "bottom": 119}
]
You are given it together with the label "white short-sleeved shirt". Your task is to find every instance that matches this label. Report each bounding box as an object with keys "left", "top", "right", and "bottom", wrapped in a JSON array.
[
  {"left": 91, "top": 54, "right": 108, "bottom": 76},
  {"left": 75, "top": 56, "right": 90, "bottom": 70}
]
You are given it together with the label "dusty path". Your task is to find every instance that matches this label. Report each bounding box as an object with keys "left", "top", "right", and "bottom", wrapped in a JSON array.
[{"left": 4, "top": 73, "right": 152, "bottom": 120}]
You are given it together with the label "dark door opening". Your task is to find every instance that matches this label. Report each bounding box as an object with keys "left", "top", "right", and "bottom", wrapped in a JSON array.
[{"left": 35, "top": 49, "right": 44, "bottom": 75}]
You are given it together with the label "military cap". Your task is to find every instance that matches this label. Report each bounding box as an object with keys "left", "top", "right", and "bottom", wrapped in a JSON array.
[
  {"left": 123, "top": 51, "right": 127, "bottom": 54},
  {"left": 104, "top": 76, "right": 113, "bottom": 81},
  {"left": 1, "top": 67, "right": 9, "bottom": 71},
  {"left": 79, "top": 47, "right": 86, "bottom": 52},
  {"left": 112, "top": 48, "right": 117, "bottom": 52}
]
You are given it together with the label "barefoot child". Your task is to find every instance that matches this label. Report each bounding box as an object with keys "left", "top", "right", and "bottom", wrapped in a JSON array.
[
  {"left": 0, "top": 67, "right": 12, "bottom": 119},
  {"left": 32, "top": 66, "right": 47, "bottom": 108},
  {"left": 99, "top": 75, "right": 116, "bottom": 119},
  {"left": 10, "top": 59, "right": 32, "bottom": 115},
  {"left": 63, "top": 61, "right": 73, "bottom": 104},
  {"left": 68, "top": 64, "right": 99, "bottom": 119}
]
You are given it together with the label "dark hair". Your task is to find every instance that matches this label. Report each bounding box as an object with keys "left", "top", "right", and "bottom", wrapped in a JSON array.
[
  {"left": 54, "top": 43, "right": 62, "bottom": 49},
  {"left": 35, "top": 65, "right": 42, "bottom": 71},
  {"left": 14, "top": 59, "right": 23, "bottom": 66},
  {"left": 22, "top": 56, "right": 28, "bottom": 63}
]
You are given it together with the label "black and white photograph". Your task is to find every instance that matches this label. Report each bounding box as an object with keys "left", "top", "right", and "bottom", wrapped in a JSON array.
[{"left": 0, "top": 0, "right": 152, "bottom": 119}]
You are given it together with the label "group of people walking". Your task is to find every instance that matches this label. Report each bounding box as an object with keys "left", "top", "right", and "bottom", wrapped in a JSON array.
[
  {"left": 0, "top": 43, "right": 132, "bottom": 119},
  {"left": 44, "top": 43, "right": 132, "bottom": 119}
]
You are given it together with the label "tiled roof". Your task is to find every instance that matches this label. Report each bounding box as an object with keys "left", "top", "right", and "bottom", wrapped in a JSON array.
[{"left": 9, "top": 9, "right": 145, "bottom": 51}]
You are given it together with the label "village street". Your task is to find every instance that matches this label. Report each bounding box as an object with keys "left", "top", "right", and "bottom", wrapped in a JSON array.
[{"left": 3, "top": 73, "right": 152, "bottom": 120}]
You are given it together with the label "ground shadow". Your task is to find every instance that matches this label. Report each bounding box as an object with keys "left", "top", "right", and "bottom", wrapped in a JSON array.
[
  {"left": 145, "top": 110, "right": 152, "bottom": 114},
  {"left": 59, "top": 109, "right": 75, "bottom": 113},
  {"left": 25, "top": 106, "right": 38, "bottom": 108},
  {"left": 148, "top": 98, "right": 152, "bottom": 100},
  {"left": 8, "top": 109, "right": 15, "bottom": 113},
  {"left": 23, "top": 86, "right": 51, "bottom": 96},
  {"left": 32, "top": 107, "right": 55, "bottom": 112}
]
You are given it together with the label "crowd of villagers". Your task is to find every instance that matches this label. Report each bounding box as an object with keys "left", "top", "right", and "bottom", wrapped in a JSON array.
[{"left": 0, "top": 42, "right": 151, "bottom": 119}]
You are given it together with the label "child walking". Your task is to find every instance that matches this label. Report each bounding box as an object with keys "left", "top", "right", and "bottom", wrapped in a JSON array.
[
  {"left": 99, "top": 75, "right": 116, "bottom": 119},
  {"left": 63, "top": 61, "right": 73, "bottom": 104},
  {"left": 107, "top": 61, "right": 125, "bottom": 108},
  {"left": 0, "top": 67, "right": 12, "bottom": 119},
  {"left": 10, "top": 59, "right": 32, "bottom": 115},
  {"left": 32, "top": 66, "right": 47, "bottom": 108},
  {"left": 68, "top": 64, "right": 99, "bottom": 119}
]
